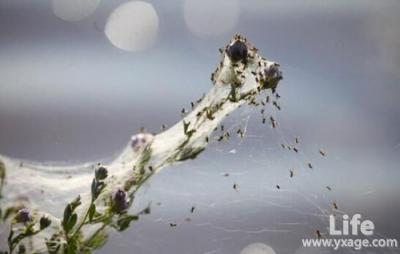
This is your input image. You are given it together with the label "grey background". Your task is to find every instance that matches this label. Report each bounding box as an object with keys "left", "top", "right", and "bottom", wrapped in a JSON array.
[{"left": 0, "top": 0, "right": 399, "bottom": 253}]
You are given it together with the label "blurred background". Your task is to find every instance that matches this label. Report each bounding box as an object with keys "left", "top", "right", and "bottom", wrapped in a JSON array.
[{"left": 0, "top": 0, "right": 399, "bottom": 253}]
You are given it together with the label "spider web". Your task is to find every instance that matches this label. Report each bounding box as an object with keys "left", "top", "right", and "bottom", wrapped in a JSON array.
[
  {"left": 94, "top": 91, "right": 397, "bottom": 254},
  {"left": 0, "top": 89, "right": 396, "bottom": 254},
  {"left": 0, "top": 50, "right": 396, "bottom": 254}
]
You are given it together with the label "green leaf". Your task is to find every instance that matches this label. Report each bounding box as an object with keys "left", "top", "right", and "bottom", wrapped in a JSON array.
[
  {"left": 64, "top": 238, "right": 78, "bottom": 254},
  {"left": 116, "top": 214, "right": 138, "bottom": 232},
  {"left": 11, "top": 233, "right": 26, "bottom": 247},
  {"left": 88, "top": 204, "right": 96, "bottom": 222},
  {"left": 70, "top": 196, "right": 81, "bottom": 210},
  {"left": 183, "top": 121, "right": 190, "bottom": 134},
  {"left": 206, "top": 108, "right": 215, "bottom": 120},
  {"left": 91, "top": 179, "right": 106, "bottom": 200},
  {"left": 91, "top": 179, "right": 97, "bottom": 199},
  {"left": 3, "top": 206, "right": 18, "bottom": 221},
  {"left": 63, "top": 196, "right": 81, "bottom": 232},
  {"left": 62, "top": 205, "right": 72, "bottom": 231},
  {"left": 136, "top": 146, "right": 152, "bottom": 174},
  {"left": 65, "top": 214, "right": 77, "bottom": 233},
  {"left": 83, "top": 229, "right": 108, "bottom": 250},
  {"left": 0, "top": 160, "right": 5, "bottom": 198},
  {"left": 176, "top": 147, "right": 205, "bottom": 161},
  {"left": 7, "top": 229, "right": 14, "bottom": 247},
  {"left": 0, "top": 160, "right": 5, "bottom": 180},
  {"left": 229, "top": 84, "right": 238, "bottom": 102},
  {"left": 24, "top": 222, "right": 35, "bottom": 235},
  {"left": 183, "top": 121, "right": 196, "bottom": 138}
]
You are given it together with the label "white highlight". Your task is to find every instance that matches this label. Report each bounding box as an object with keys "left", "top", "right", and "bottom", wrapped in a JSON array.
[
  {"left": 52, "top": 0, "right": 101, "bottom": 22},
  {"left": 104, "top": 1, "right": 159, "bottom": 52},
  {"left": 183, "top": 0, "right": 240, "bottom": 38},
  {"left": 295, "top": 246, "right": 332, "bottom": 254},
  {"left": 240, "top": 243, "right": 276, "bottom": 254}
]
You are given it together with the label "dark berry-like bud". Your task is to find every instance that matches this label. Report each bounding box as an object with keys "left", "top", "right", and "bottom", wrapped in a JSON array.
[
  {"left": 40, "top": 216, "right": 51, "bottom": 230},
  {"left": 15, "top": 208, "right": 31, "bottom": 223},
  {"left": 263, "top": 64, "right": 283, "bottom": 93},
  {"left": 140, "top": 205, "right": 151, "bottom": 215},
  {"left": 113, "top": 189, "right": 128, "bottom": 213},
  {"left": 131, "top": 133, "right": 147, "bottom": 151},
  {"left": 18, "top": 244, "right": 26, "bottom": 253},
  {"left": 264, "top": 64, "right": 282, "bottom": 79},
  {"left": 95, "top": 166, "right": 108, "bottom": 181},
  {"left": 227, "top": 40, "right": 248, "bottom": 63}
]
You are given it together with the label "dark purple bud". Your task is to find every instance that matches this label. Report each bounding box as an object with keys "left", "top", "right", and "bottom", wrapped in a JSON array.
[
  {"left": 264, "top": 64, "right": 282, "bottom": 80},
  {"left": 140, "top": 204, "right": 151, "bottom": 215},
  {"left": 131, "top": 134, "right": 146, "bottom": 148},
  {"left": 95, "top": 166, "right": 108, "bottom": 181},
  {"left": 40, "top": 216, "right": 52, "bottom": 230},
  {"left": 263, "top": 64, "right": 283, "bottom": 93},
  {"left": 16, "top": 208, "right": 31, "bottom": 223},
  {"left": 227, "top": 40, "right": 248, "bottom": 63},
  {"left": 113, "top": 189, "right": 128, "bottom": 213},
  {"left": 18, "top": 244, "right": 26, "bottom": 253}
]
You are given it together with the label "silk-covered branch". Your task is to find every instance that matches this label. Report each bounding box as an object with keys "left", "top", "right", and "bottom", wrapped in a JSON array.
[{"left": 0, "top": 35, "right": 282, "bottom": 254}]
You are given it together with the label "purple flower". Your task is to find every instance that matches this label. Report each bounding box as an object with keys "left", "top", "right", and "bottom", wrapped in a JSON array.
[
  {"left": 113, "top": 189, "right": 128, "bottom": 213},
  {"left": 16, "top": 208, "right": 31, "bottom": 223}
]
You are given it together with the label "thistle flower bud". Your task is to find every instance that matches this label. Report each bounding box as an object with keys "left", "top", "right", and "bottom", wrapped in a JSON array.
[
  {"left": 15, "top": 208, "right": 31, "bottom": 223},
  {"left": 113, "top": 189, "right": 128, "bottom": 213},
  {"left": 227, "top": 40, "right": 248, "bottom": 63}
]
